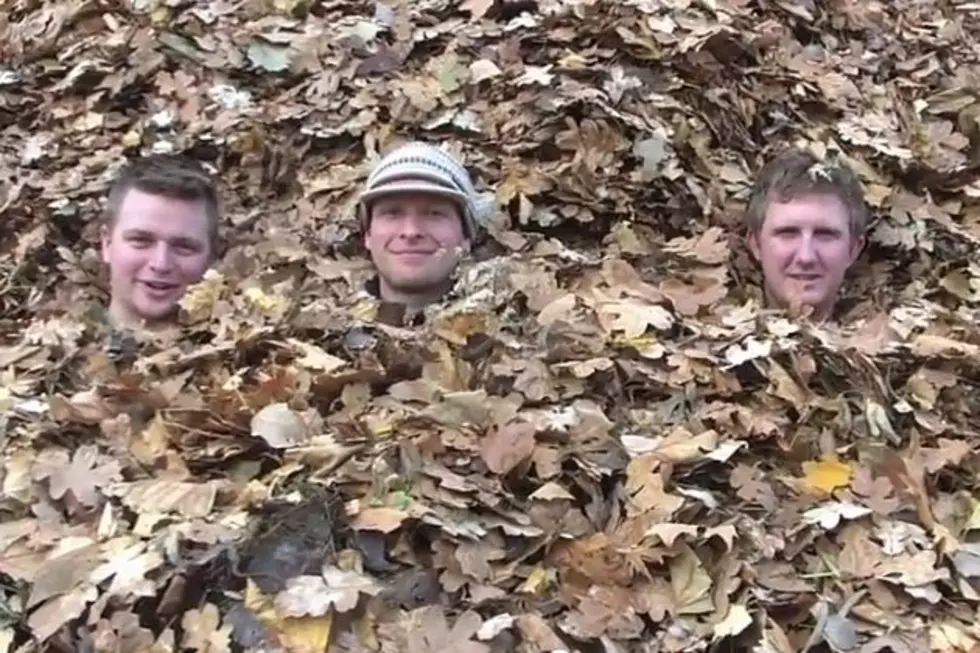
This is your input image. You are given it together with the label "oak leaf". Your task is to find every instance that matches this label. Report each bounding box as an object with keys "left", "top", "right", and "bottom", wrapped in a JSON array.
[{"left": 33, "top": 445, "right": 122, "bottom": 507}]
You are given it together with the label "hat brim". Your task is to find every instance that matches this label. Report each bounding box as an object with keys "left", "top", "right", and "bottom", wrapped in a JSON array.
[{"left": 359, "top": 180, "right": 469, "bottom": 207}]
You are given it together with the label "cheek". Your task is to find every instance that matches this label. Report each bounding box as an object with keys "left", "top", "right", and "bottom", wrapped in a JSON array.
[
  {"left": 759, "top": 240, "right": 793, "bottom": 270},
  {"left": 176, "top": 254, "right": 210, "bottom": 279},
  {"left": 820, "top": 243, "right": 853, "bottom": 269},
  {"left": 365, "top": 224, "right": 393, "bottom": 248},
  {"left": 433, "top": 222, "right": 465, "bottom": 245},
  {"left": 109, "top": 247, "right": 147, "bottom": 277}
]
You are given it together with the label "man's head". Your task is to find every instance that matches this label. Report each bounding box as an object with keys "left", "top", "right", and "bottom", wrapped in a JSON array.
[
  {"left": 745, "top": 149, "right": 869, "bottom": 320},
  {"left": 358, "top": 142, "right": 478, "bottom": 308},
  {"left": 100, "top": 154, "right": 219, "bottom": 329}
]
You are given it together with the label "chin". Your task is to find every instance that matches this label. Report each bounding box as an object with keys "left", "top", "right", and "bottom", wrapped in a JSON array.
[{"left": 137, "top": 305, "right": 178, "bottom": 321}]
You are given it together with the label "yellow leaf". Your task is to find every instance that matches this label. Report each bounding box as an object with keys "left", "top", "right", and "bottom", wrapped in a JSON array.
[
  {"left": 351, "top": 299, "right": 378, "bottom": 322},
  {"left": 246, "top": 579, "right": 332, "bottom": 653},
  {"left": 354, "top": 611, "right": 380, "bottom": 650},
  {"left": 278, "top": 615, "right": 332, "bottom": 653},
  {"left": 802, "top": 458, "right": 852, "bottom": 494},
  {"left": 244, "top": 579, "right": 276, "bottom": 624},
  {"left": 245, "top": 286, "right": 287, "bottom": 315},
  {"left": 150, "top": 6, "right": 171, "bottom": 26},
  {"left": 517, "top": 566, "right": 550, "bottom": 595},
  {"left": 179, "top": 269, "right": 225, "bottom": 322},
  {"left": 965, "top": 497, "right": 980, "bottom": 532},
  {"left": 669, "top": 545, "right": 713, "bottom": 615},
  {"left": 930, "top": 622, "right": 977, "bottom": 651}
]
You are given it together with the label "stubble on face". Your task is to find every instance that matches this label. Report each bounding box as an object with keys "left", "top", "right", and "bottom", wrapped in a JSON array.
[
  {"left": 749, "top": 193, "right": 863, "bottom": 320},
  {"left": 101, "top": 188, "right": 213, "bottom": 329},
  {"left": 363, "top": 193, "right": 468, "bottom": 307}
]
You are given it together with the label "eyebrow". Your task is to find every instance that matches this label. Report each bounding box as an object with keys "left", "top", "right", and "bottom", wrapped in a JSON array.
[{"left": 121, "top": 229, "right": 205, "bottom": 248}]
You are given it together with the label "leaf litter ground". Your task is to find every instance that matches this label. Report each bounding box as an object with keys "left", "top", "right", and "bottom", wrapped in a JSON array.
[{"left": 3, "top": 0, "right": 980, "bottom": 652}]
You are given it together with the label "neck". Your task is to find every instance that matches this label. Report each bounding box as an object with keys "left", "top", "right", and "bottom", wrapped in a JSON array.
[
  {"left": 377, "top": 278, "right": 451, "bottom": 313},
  {"left": 763, "top": 288, "right": 835, "bottom": 323},
  {"left": 106, "top": 300, "right": 173, "bottom": 333}
]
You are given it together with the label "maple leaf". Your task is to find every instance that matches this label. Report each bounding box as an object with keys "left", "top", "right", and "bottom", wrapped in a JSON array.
[
  {"left": 599, "top": 300, "right": 674, "bottom": 338},
  {"left": 402, "top": 607, "right": 489, "bottom": 653},
  {"left": 801, "top": 458, "right": 853, "bottom": 495},
  {"left": 6, "top": 0, "right": 980, "bottom": 649},
  {"left": 274, "top": 567, "right": 382, "bottom": 617},
  {"left": 33, "top": 445, "right": 121, "bottom": 507},
  {"left": 181, "top": 603, "right": 232, "bottom": 652}
]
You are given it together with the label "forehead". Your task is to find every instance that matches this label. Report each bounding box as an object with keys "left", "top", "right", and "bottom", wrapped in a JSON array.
[
  {"left": 113, "top": 188, "right": 211, "bottom": 241},
  {"left": 762, "top": 193, "right": 850, "bottom": 231},
  {"left": 372, "top": 192, "right": 459, "bottom": 210}
]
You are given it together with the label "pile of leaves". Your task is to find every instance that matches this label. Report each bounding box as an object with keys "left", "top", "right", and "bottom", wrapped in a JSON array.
[{"left": 3, "top": 0, "right": 980, "bottom": 651}]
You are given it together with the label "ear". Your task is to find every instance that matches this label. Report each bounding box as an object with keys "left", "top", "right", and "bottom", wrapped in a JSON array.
[
  {"left": 360, "top": 205, "right": 373, "bottom": 251},
  {"left": 848, "top": 234, "right": 866, "bottom": 266},
  {"left": 747, "top": 230, "right": 762, "bottom": 263},
  {"left": 100, "top": 224, "right": 113, "bottom": 264}
]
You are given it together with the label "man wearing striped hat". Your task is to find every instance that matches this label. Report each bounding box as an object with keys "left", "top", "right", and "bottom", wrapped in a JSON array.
[{"left": 356, "top": 141, "right": 483, "bottom": 316}]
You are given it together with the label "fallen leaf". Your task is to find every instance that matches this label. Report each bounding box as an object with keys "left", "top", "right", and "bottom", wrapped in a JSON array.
[
  {"left": 251, "top": 403, "right": 309, "bottom": 448},
  {"left": 274, "top": 567, "right": 382, "bottom": 617},
  {"left": 33, "top": 445, "right": 122, "bottom": 507},
  {"left": 802, "top": 458, "right": 853, "bottom": 494},
  {"left": 712, "top": 604, "right": 752, "bottom": 640},
  {"left": 480, "top": 421, "right": 536, "bottom": 475}
]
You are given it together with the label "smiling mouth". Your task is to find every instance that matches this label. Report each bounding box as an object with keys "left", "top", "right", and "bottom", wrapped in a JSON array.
[{"left": 140, "top": 281, "right": 179, "bottom": 291}]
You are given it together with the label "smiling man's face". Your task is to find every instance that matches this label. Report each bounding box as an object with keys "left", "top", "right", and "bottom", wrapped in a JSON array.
[
  {"left": 749, "top": 193, "right": 864, "bottom": 319},
  {"left": 101, "top": 188, "right": 213, "bottom": 328},
  {"left": 364, "top": 192, "right": 468, "bottom": 304}
]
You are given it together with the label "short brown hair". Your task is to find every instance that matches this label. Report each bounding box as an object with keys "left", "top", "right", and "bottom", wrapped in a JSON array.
[
  {"left": 745, "top": 149, "right": 869, "bottom": 236},
  {"left": 105, "top": 154, "right": 221, "bottom": 251}
]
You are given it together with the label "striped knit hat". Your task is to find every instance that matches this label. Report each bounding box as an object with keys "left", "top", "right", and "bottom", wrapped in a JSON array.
[{"left": 358, "top": 142, "right": 483, "bottom": 238}]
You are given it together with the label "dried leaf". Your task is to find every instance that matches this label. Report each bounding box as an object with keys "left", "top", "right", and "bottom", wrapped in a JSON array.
[
  {"left": 802, "top": 458, "right": 853, "bottom": 494},
  {"left": 251, "top": 403, "right": 308, "bottom": 448},
  {"left": 480, "top": 422, "right": 536, "bottom": 475},
  {"left": 274, "top": 568, "right": 381, "bottom": 617}
]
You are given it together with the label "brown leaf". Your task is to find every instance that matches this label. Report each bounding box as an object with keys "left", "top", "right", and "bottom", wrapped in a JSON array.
[
  {"left": 33, "top": 445, "right": 122, "bottom": 507},
  {"left": 480, "top": 422, "right": 536, "bottom": 475}
]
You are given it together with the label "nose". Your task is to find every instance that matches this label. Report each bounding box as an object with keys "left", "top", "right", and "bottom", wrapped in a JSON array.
[
  {"left": 795, "top": 234, "right": 817, "bottom": 264},
  {"left": 395, "top": 213, "right": 425, "bottom": 238},
  {"left": 148, "top": 243, "right": 176, "bottom": 271}
]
